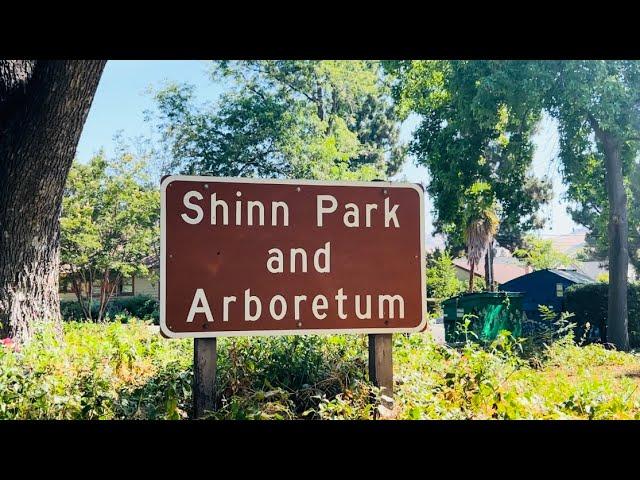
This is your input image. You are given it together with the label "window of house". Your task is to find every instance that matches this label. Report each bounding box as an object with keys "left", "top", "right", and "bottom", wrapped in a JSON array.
[
  {"left": 556, "top": 283, "right": 564, "bottom": 297},
  {"left": 120, "top": 276, "right": 134, "bottom": 295}
]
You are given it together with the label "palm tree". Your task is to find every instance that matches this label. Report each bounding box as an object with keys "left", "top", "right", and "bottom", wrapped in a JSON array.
[{"left": 463, "top": 182, "right": 499, "bottom": 292}]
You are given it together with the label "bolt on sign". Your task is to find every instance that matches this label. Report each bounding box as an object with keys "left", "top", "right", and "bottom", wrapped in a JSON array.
[{"left": 160, "top": 176, "right": 426, "bottom": 338}]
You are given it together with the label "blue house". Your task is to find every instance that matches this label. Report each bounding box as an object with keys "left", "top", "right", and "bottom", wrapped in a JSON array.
[{"left": 500, "top": 269, "right": 594, "bottom": 321}]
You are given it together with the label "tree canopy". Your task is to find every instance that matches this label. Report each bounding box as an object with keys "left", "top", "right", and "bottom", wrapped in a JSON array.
[
  {"left": 148, "top": 61, "right": 406, "bottom": 182},
  {"left": 385, "top": 60, "right": 552, "bottom": 253},
  {"left": 60, "top": 152, "right": 159, "bottom": 321},
  {"left": 534, "top": 60, "right": 640, "bottom": 349},
  {"left": 389, "top": 60, "right": 640, "bottom": 350},
  {"left": 513, "top": 235, "right": 574, "bottom": 270}
]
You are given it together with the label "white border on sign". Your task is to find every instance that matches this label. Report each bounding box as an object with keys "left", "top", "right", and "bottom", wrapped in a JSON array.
[{"left": 159, "top": 175, "right": 427, "bottom": 338}]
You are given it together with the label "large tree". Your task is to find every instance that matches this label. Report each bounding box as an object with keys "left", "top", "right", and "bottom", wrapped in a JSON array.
[
  {"left": 390, "top": 60, "right": 639, "bottom": 351},
  {"left": 562, "top": 131, "right": 640, "bottom": 277},
  {"left": 385, "top": 61, "right": 552, "bottom": 279},
  {"left": 534, "top": 60, "right": 640, "bottom": 350},
  {"left": 148, "top": 60, "right": 406, "bottom": 181},
  {"left": 0, "top": 60, "right": 106, "bottom": 342}
]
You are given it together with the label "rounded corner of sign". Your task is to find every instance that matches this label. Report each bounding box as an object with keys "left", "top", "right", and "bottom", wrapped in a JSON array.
[
  {"left": 160, "top": 175, "right": 181, "bottom": 192},
  {"left": 405, "top": 182, "right": 425, "bottom": 200},
  {"left": 412, "top": 316, "right": 429, "bottom": 333},
  {"left": 159, "top": 319, "right": 179, "bottom": 339}
]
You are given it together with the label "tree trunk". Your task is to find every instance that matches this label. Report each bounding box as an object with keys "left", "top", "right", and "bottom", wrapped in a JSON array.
[
  {"left": 589, "top": 114, "right": 630, "bottom": 351},
  {"left": 468, "top": 261, "right": 475, "bottom": 292},
  {"left": 600, "top": 134, "right": 629, "bottom": 351},
  {"left": 0, "top": 60, "right": 106, "bottom": 342},
  {"left": 484, "top": 244, "right": 494, "bottom": 292}
]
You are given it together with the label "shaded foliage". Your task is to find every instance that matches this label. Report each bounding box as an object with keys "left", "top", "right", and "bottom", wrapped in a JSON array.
[
  {"left": 566, "top": 283, "right": 640, "bottom": 348},
  {"left": 60, "top": 295, "right": 159, "bottom": 323},
  {"left": 385, "top": 60, "right": 552, "bottom": 252}
]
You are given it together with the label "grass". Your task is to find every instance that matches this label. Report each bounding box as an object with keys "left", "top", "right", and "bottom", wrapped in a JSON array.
[{"left": 1, "top": 319, "right": 640, "bottom": 419}]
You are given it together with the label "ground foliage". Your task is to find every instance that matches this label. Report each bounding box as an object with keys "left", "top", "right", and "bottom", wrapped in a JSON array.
[{"left": 1, "top": 319, "right": 639, "bottom": 420}]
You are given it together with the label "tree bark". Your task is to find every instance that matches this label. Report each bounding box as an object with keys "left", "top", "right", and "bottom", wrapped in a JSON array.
[
  {"left": 468, "top": 261, "right": 475, "bottom": 292},
  {"left": 484, "top": 244, "right": 495, "bottom": 292},
  {"left": 0, "top": 60, "right": 106, "bottom": 342},
  {"left": 590, "top": 117, "right": 629, "bottom": 351},
  {"left": 602, "top": 136, "right": 629, "bottom": 350}
]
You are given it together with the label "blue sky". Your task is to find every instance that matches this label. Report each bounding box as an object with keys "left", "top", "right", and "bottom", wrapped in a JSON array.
[{"left": 76, "top": 60, "right": 581, "bottom": 243}]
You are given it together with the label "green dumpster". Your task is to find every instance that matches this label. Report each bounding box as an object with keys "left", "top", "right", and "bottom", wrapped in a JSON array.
[{"left": 442, "top": 292, "right": 524, "bottom": 343}]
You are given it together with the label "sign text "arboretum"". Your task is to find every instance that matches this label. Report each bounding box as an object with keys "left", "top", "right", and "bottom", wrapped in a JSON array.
[{"left": 160, "top": 176, "right": 426, "bottom": 338}]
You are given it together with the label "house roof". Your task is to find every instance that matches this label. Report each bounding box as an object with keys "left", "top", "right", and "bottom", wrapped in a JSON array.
[
  {"left": 453, "top": 257, "right": 532, "bottom": 284},
  {"left": 501, "top": 268, "right": 595, "bottom": 288},
  {"left": 142, "top": 254, "right": 159, "bottom": 269},
  {"left": 548, "top": 268, "right": 595, "bottom": 284}
]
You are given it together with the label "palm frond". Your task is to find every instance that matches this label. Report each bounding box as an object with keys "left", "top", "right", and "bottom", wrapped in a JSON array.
[{"left": 464, "top": 207, "right": 499, "bottom": 265}]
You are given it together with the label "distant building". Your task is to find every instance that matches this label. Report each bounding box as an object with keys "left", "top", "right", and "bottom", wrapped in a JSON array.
[
  {"left": 439, "top": 230, "right": 635, "bottom": 302},
  {"left": 500, "top": 268, "right": 594, "bottom": 321},
  {"left": 453, "top": 256, "right": 532, "bottom": 286},
  {"left": 542, "top": 232, "right": 588, "bottom": 257},
  {"left": 541, "top": 232, "right": 636, "bottom": 281},
  {"left": 59, "top": 256, "right": 159, "bottom": 301}
]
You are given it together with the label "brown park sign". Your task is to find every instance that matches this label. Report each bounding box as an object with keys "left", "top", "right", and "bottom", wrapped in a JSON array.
[{"left": 160, "top": 176, "right": 426, "bottom": 338}]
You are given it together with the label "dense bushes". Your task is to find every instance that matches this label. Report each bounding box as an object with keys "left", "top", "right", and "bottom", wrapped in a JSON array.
[
  {"left": 0, "top": 321, "right": 373, "bottom": 420},
  {"left": 0, "top": 321, "right": 191, "bottom": 419},
  {"left": 61, "top": 296, "right": 159, "bottom": 323},
  {"left": 211, "top": 335, "right": 373, "bottom": 419},
  {"left": 565, "top": 283, "right": 640, "bottom": 348},
  {"left": 2, "top": 318, "right": 640, "bottom": 419}
]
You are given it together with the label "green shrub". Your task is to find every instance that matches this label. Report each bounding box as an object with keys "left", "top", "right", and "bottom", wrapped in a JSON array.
[
  {"left": 60, "top": 296, "right": 159, "bottom": 323},
  {"left": 426, "top": 251, "right": 465, "bottom": 314},
  {"left": 0, "top": 320, "right": 192, "bottom": 419},
  {"left": 565, "top": 283, "right": 640, "bottom": 348},
  {"left": 211, "top": 335, "right": 370, "bottom": 419},
  {"left": 60, "top": 299, "right": 97, "bottom": 320},
  {"left": 3, "top": 316, "right": 640, "bottom": 420},
  {"left": 0, "top": 321, "right": 373, "bottom": 420},
  {"left": 109, "top": 296, "right": 159, "bottom": 322}
]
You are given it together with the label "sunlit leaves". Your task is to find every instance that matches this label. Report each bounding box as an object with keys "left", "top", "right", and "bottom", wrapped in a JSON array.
[
  {"left": 513, "top": 235, "right": 574, "bottom": 270},
  {"left": 149, "top": 61, "right": 406, "bottom": 182},
  {"left": 60, "top": 152, "right": 159, "bottom": 286}
]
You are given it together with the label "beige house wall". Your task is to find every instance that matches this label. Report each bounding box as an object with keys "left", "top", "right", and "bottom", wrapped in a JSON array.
[
  {"left": 135, "top": 272, "right": 159, "bottom": 299},
  {"left": 454, "top": 265, "right": 481, "bottom": 284},
  {"left": 59, "top": 268, "right": 159, "bottom": 301},
  {"left": 454, "top": 266, "right": 467, "bottom": 283}
]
